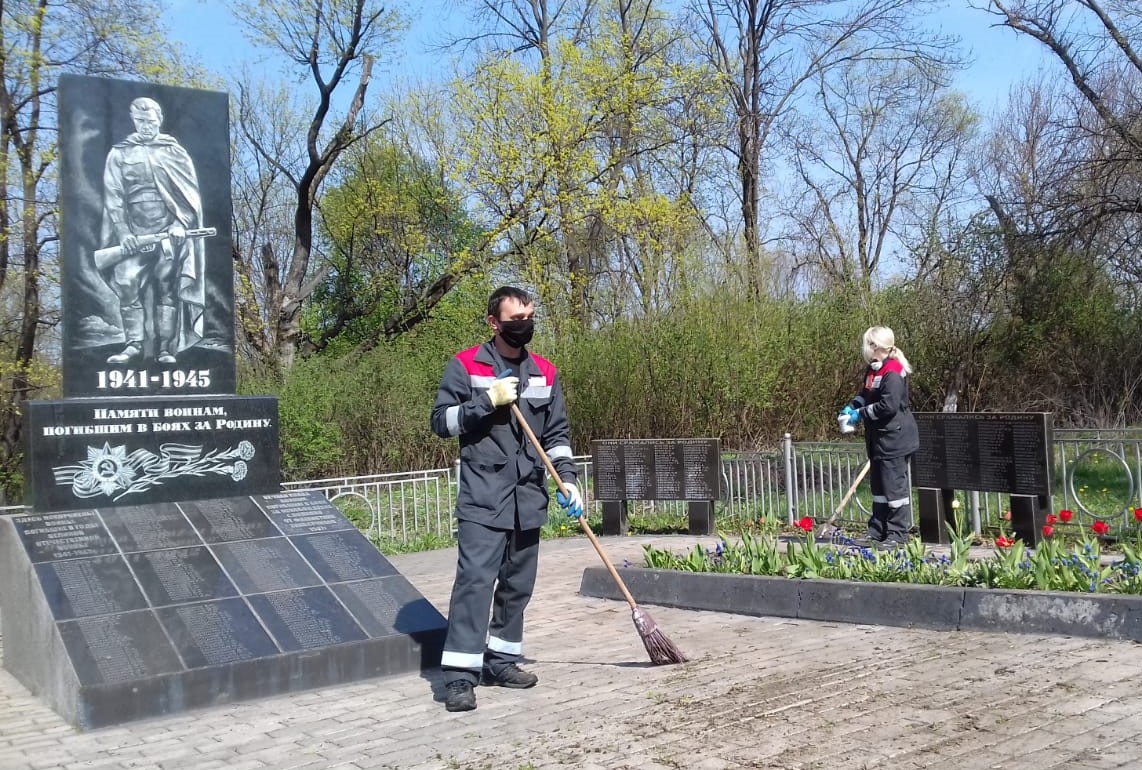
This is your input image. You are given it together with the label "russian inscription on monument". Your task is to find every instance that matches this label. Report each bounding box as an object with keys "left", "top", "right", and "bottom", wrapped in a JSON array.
[
  {"left": 591, "top": 438, "right": 721, "bottom": 501},
  {"left": 24, "top": 395, "right": 279, "bottom": 512},
  {"left": 912, "top": 412, "right": 1053, "bottom": 496}
]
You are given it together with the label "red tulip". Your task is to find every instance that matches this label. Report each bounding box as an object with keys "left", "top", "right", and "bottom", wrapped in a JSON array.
[
  {"left": 995, "top": 536, "right": 1015, "bottom": 548},
  {"left": 795, "top": 516, "right": 815, "bottom": 532},
  {"left": 1045, "top": 513, "right": 1057, "bottom": 526},
  {"left": 1134, "top": 508, "right": 1142, "bottom": 523},
  {"left": 1059, "top": 509, "right": 1073, "bottom": 523},
  {"left": 1091, "top": 520, "right": 1110, "bottom": 536},
  {"left": 1041, "top": 525, "right": 1054, "bottom": 538}
]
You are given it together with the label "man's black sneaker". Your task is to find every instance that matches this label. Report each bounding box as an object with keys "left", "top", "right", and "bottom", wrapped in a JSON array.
[
  {"left": 444, "top": 680, "right": 476, "bottom": 712},
  {"left": 480, "top": 664, "right": 538, "bottom": 689}
]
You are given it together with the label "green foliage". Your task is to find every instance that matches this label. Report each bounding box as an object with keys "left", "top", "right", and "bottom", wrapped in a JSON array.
[
  {"left": 641, "top": 527, "right": 1142, "bottom": 594},
  {"left": 306, "top": 138, "right": 485, "bottom": 354}
]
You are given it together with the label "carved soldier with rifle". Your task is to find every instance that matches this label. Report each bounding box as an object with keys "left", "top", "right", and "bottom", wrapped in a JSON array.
[{"left": 99, "top": 97, "right": 208, "bottom": 365}]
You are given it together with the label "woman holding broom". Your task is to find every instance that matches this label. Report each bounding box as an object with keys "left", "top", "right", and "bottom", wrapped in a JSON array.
[{"left": 838, "top": 326, "right": 920, "bottom": 549}]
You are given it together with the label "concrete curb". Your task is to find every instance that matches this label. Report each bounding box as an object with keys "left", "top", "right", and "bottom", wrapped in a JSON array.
[{"left": 579, "top": 567, "right": 1142, "bottom": 641}]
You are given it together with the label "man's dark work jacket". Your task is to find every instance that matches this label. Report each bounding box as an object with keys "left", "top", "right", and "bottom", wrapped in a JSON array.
[
  {"left": 849, "top": 358, "right": 920, "bottom": 460},
  {"left": 431, "top": 340, "right": 577, "bottom": 530}
]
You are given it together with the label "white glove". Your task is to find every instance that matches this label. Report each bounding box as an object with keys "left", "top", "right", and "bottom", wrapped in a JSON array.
[
  {"left": 557, "top": 481, "right": 583, "bottom": 518},
  {"left": 487, "top": 376, "right": 519, "bottom": 407}
]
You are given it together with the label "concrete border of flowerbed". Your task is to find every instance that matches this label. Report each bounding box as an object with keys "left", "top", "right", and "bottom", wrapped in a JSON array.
[{"left": 578, "top": 567, "right": 1142, "bottom": 641}]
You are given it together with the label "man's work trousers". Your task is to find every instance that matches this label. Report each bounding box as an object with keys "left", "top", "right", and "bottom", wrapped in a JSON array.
[
  {"left": 440, "top": 518, "right": 540, "bottom": 685},
  {"left": 867, "top": 454, "right": 913, "bottom": 544}
]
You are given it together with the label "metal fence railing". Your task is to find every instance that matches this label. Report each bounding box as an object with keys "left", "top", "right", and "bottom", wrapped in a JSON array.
[{"left": 7, "top": 430, "right": 1142, "bottom": 542}]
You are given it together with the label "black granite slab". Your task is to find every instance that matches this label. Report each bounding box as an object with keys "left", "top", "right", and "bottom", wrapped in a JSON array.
[
  {"left": 332, "top": 576, "right": 449, "bottom": 638},
  {"left": 211, "top": 538, "right": 322, "bottom": 594},
  {"left": 36, "top": 555, "right": 150, "bottom": 620},
  {"left": 126, "top": 546, "right": 238, "bottom": 606},
  {"left": 290, "top": 531, "right": 399, "bottom": 584},
  {"left": 257, "top": 490, "right": 355, "bottom": 534},
  {"left": 155, "top": 598, "right": 279, "bottom": 668},
  {"left": 24, "top": 395, "right": 280, "bottom": 512},
  {"left": 180, "top": 497, "right": 278, "bottom": 542},
  {"left": 97, "top": 503, "right": 202, "bottom": 552},
  {"left": 0, "top": 491, "right": 447, "bottom": 730},
  {"left": 246, "top": 587, "right": 368, "bottom": 651},
  {"left": 58, "top": 74, "right": 235, "bottom": 398},
  {"left": 11, "top": 511, "right": 118, "bottom": 562},
  {"left": 57, "top": 610, "right": 184, "bottom": 685}
]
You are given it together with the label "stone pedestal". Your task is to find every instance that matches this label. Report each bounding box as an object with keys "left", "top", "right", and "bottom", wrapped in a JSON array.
[{"left": 0, "top": 490, "right": 447, "bottom": 729}]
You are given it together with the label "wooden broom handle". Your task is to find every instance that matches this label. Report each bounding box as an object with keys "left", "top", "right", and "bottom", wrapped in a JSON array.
[
  {"left": 836, "top": 460, "right": 871, "bottom": 514},
  {"left": 509, "top": 403, "right": 640, "bottom": 610}
]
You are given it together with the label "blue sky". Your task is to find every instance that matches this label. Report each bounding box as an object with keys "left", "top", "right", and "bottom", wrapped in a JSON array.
[{"left": 164, "top": 0, "right": 1052, "bottom": 117}]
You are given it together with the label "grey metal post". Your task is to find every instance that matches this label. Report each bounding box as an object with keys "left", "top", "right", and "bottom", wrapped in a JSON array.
[
  {"left": 970, "top": 490, "right": 981, "bottom": 535},
  {"left": 784, "top": 433, "right": 795, "bottom": 524}
]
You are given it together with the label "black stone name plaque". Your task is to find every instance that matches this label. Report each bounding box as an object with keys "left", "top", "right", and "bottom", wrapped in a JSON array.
[
  {"left": 37, "top": 556, "right": 149, "bottom": 620},
  {"left": 333, "top": 577, "right": 447, "bottom": 637},
  {"left": 12, "top": 511, "right": 118, "bottom": 562},
  {"left": 181, "top": 497, "right": 278, "bottom": 542},
  {"left": 212, "top": 538, "right": 322, "bottom": 594},
  {"left": 58, "top": 610, "right": 184, "bottom": 686},
  {"left": 591, "top": 438, "right": 721, "bottom": 501},
  {"left": 258, "top": 490, "right": 353, "bottom": 534},
  {"left": 246, "top": 587, "right": 368, "bottom": 652},
  {"left": 127, "top": 546, "right": 238, "bottom": 606},
  {"left": 156, "top": 598, "right": 278, "bottom": 668},
  {"left": 98, "top": 502, "right": 202, "bottom": 552},
  {"left": 912, "top": 412, "right": 1053, "bottom": 496},
  {"left": 24, "top": 395, "right": 280, "bottom": 512},
  {"left": 291, "top": 531, "right": 400, "bottom": 583}
]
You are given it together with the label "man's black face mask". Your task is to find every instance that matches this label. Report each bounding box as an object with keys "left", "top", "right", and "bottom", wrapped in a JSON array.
[{"left": 499, "top": 318, "right": 534, "bottom": 348}]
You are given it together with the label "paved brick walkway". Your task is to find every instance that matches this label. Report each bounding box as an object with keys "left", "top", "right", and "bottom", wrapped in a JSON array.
[{"left": 2, "top": 534, "right": 1142, "bottom": 769}]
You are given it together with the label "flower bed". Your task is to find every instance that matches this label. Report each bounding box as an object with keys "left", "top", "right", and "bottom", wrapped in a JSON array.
[{"left": 574, "top": 512, "right": 1142, "bottom": 642}]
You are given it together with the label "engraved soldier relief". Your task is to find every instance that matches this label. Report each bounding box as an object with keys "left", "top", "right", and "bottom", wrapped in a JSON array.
[{"left": 98, "top": 97, "right": 213, "bottom": 367}]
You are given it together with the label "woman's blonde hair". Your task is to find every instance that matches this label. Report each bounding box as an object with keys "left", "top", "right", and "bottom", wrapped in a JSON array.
[{"left": 862, "top": 326, "right": 913, "bottom": 374}]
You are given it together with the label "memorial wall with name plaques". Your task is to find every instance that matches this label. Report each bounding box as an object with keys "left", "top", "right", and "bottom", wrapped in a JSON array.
[
  {"left": 0, "top": 490, "right": 447, "bottom": 729},
  {"left": 591, "top": 438, "right": 721, "bottom": 501},
  {"left": 0, "top": 74, "right": 449, "bottom": 730},
  {"left": 912, "top": 412, "right": 1053, "bottom": 496}
]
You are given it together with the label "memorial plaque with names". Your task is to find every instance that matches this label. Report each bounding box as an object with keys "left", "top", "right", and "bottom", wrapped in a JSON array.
[
  {"left": 257, "top": 490, "right": 354, "bottom": 535},
  {"left": 591, "top": 438, "right": 721, "bottom": 501},
  {"left": 126, "top": 546, "right": 238, "bottom": 606},
  {"left": 246, "top": 587, "right": 368, "bottom": 652},
  {"left": 180, "top": 497, "right": 278, "bottom": 543},
  {"left": 156, "top": 598, "right": 279, "bottom": 668},
  {"left": 97, "top": 503, "right": 202, "bottom": 552},
  {"left": 36, "top": 555, "right": 149, "bottom": 620},
  {"left": 57, "top": 610, "right": 183, "bottom": 685},
  {"left": 332, "top": 577, "right": 446, "bottom": 638},
  {"left": 290, "top": 531, "right": 399, "bottom": 584},
  {"left": 12, "top": 511, "right": 118, "bottom": 562},
  {"left": 912, "top": 412, "right": 1053, "bottom": 496},
  {"left": 212, "top": 538, "right": 322, "bottom": 594}
]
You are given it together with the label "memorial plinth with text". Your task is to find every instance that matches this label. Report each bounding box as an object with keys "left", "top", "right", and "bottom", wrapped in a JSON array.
[
  {"left": 0, "top": 74, "right": 446, "bottom": 730},
  {"left": 591, "top": 438, "right": 721, "bottom": 535},
  {"left": 912, "top": 412, "right": 1053, "bottom": 546}
]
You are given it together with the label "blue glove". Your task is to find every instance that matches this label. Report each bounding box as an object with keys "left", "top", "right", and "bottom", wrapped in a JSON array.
[
  {"left": 841, "top": 405, "right": 860, "bottom": 426},
  {"left": 557, "top": 482, "right": 583, "bottom": 518}
]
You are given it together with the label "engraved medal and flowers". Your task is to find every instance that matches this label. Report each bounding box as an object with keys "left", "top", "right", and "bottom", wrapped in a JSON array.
[{"left": 54, "top": 440, "right": 256, "bottom": 500}]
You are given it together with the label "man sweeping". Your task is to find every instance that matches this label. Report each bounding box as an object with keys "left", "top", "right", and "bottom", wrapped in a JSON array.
[{"left": 430, "top": 286, "right": 583, "bottom": 712}]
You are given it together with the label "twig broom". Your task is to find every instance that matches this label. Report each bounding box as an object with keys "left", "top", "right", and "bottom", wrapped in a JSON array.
[{"left": 509, "top": 403, "right": 688, "bottom": 665}]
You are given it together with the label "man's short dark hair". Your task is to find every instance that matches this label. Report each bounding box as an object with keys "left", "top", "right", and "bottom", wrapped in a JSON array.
[{"left": 487, "top": 286, "right": 533, "bottom": 319}]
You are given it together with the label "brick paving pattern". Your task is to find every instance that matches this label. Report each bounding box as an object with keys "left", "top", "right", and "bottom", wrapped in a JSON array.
[{"left": 1, "top": 534, "right": 1140, "bottom": 769}]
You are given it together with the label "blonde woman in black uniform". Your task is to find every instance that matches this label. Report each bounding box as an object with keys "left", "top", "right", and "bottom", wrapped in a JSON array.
[{"left": 839, "top": 327, "right": 919, "bottom": 548}]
